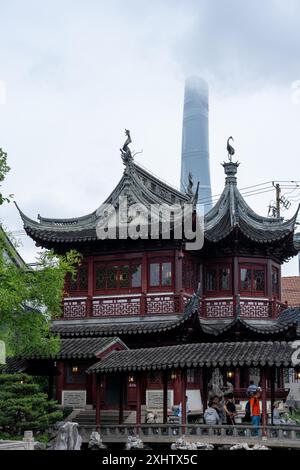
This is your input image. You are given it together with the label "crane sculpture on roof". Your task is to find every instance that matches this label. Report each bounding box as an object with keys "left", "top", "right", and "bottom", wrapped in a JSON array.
[{"left": 227, "top": 136, "right": 235, "bottom": 162}]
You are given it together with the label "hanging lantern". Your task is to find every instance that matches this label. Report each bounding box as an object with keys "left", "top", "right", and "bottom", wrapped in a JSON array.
[{"left": 227, "top": 370, "right": 234, "bottom": 379}]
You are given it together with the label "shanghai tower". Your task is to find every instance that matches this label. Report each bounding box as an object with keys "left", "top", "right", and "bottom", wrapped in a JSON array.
[{"left": 180, "top": 76, "right": 212, "bottom": 212}]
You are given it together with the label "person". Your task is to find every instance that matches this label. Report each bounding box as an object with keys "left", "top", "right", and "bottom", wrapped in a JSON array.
[
  {"left": 224, "top": 393, "right": 237, "bottom": 425},
  {"left": 250, "top": 390, "right": 261, "bottom": 435},
  {"left": 242, "top": 399, "right": 252, "bottom": 423},
  {"left": 204, "top": 401, "right": 222, "bottom": 425},
  {"left": 246, "top": 381, "right": 257, "bottom": 397},
  {"left": 211, "top": 395, "right": 224, "bottom": 423}
]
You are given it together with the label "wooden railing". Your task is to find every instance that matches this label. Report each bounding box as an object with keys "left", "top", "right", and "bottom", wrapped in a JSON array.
[
  {"left": 63, "top": 293, "right": 191, "bottom": 318},
  {"left": 199, "top": 296, "right": 287, "bottom": 319},
  {"left": 62, "top": 294, "right": 287, "bottom": 319}
]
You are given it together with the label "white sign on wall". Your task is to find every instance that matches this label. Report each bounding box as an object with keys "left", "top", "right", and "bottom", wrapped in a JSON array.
[
  {"left": 62, "top": 390, "right": 86, "bottom": 408},
  {"left": 146, "top": 390, "right": 174, "bottom": 409}
]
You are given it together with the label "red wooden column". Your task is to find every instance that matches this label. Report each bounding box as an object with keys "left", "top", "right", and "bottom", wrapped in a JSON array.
[
  {"left": 163, "top": 371, "right": 168, "bottom": 424},
  {"left": 270, "top": 367, "right": 276, "bottom": 426},
  {"left": 95, "top": 374, "right": 101, "bottom": 427},
  {"left": 235, "top": 367, "right": 241, "bottom": 390},
  {"left": 136, "top": 373, "right": 142, "bottom": 428},
  {"left": 201, "top": 368, "right": 208, "bottom": 411},
  {"left": 181, "top": 369, "right": 187, "bottom": 432},
  {"left": 119, "top": 374, "right": 125, "bottom": 425},
  {"left": 260, "top": 367, "right": 267, "bottom": 434},
  {"left": 141, "top": 253, "right": 148, "bottom": 314},
  {"left": 175, "top": 249, "right": 183, "bottom": 294},
  {"left": 87, "top": 255, "right": 94, "bottom": 317}
]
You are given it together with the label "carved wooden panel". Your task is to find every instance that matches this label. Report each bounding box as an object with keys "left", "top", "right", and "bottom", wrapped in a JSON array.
[
  {"left": 92, "top": 297, "right": 140, "bottom": 316},
  {"left": 205, "top": 299, "right": 234, "bottom": 318},
  {"left": 64, "top": 300, "right": 86, "bottom": 318},
  {"left": 146, "top": 295, "right": 179, "bottom": 314}
]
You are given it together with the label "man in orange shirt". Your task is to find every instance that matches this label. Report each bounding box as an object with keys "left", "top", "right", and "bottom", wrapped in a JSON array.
[{"left": 250, "top": 390, "right": 261, "bottom": 435}]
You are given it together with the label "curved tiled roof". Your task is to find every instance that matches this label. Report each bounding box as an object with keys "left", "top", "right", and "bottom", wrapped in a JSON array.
[
  {"left": 16, "top": 160, "right": 299, "bottom": 256},
  {"left": 87, "top": 341, "right": 295, "bottom": 373}
]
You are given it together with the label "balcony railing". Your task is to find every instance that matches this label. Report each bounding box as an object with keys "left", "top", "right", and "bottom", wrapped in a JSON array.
[
  {"left": 199, "top": 296, "right": 287, "bottom": 319},
  {"left": 63, "top": 293, "right": 191, "bottom": 318},
  {"left": 62, "top": 294, "right": 287, "bottom": 319}
]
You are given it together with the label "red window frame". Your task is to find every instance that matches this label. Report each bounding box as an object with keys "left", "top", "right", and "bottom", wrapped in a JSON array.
[
  {"left": 205, "top": 263, "right": 232, "bottom": 296},
  {"left": 239, "top": 264, "right": 266, "bottom": 296},
  {"left": 148, "top": 258, "right": 174, "bottom": 292},
  {"left": 94, "top": 260, "right": 142, "bottom": 294},
  {"left": 65, "top": 263, "right": 88, "bottom": 295}
]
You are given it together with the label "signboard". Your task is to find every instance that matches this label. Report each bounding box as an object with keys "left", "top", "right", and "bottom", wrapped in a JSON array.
[
  {"left": 146, "top": 390, "right": 173, "bottom": 409},
  {"left": 62, "top": 390, "right": 86, "bottom": 408}
]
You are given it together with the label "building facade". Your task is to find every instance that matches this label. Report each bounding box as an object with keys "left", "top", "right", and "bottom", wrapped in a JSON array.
[{"left": 15, "top": 147, "right": 300, "bottom": 419}]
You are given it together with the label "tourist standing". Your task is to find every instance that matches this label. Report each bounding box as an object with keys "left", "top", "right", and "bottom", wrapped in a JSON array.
[
  {"left": 250, "top": 390, "right": 261, "bottom": 435},
  {"left": 224, "top": 393, "right": 237, "bottom": 425},
  {"left": 204, "top": 401, "right": 222, "bottom": 425}
]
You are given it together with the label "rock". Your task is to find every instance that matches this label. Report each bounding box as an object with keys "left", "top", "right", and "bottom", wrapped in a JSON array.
[
  {"left": 47, "top": 421, "right": 82, "bottom": 450},
  {"left": 229, "top": 442, "right": 270, "bottom": 450},
  {"left": 34, "top": 441, "right": 47, "bottom": 450},
  {"left": 171, "top": 436, "right": 213, "bottom": 450},
  {"left": 125, "top": 435, "right": 144, "bottom": 450},
  {"left": 88, "top": 432, "right": 106, "bottom": 450}
]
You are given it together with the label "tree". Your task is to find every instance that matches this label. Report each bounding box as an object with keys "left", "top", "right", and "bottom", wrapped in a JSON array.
[
  {"left": 0, "top": 148, "right": 12, "bottom": 205},
  {"left": 0, "top": 373, "right": 63, "bottom": 436},
  {"left": 0, "top": 149, "right": 81, "bottom": 357},
  {"left": 0, "top": 232, "right": 81, "bottom": 357}
]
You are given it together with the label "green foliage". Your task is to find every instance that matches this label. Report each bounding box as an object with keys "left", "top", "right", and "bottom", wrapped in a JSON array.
[
  {"left": 0, "top": 374, "right": 63, "bottom": 436},
  {"left": 0, "top": 148, "right": 82, "bottom": 357},
  {"left": 0, "top": 230, "right": 81, "bottom": 357},
  {"left": 0, "top": 148, "right": 12, "bottom": 205}
]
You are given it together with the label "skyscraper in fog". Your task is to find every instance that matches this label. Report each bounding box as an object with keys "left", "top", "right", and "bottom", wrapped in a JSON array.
[{"left": 180, "top": 76, "right": 212, "bottom": 212}]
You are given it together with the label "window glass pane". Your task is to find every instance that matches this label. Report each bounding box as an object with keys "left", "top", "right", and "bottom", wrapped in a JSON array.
[
  {"left": 107, "top": 266, "right": 118, "bottom": 288},
  {"left": 253, "top": 269, "right": 265, "bottom": 292},
  {"left": 240, "top": 268, "right": 251, "bottom": 290},
  {"left": 131, "top": 264, "right": 141, "bottom": 288},
  {"left": 162, "top": 262, "right": 172, "bottom": 286},
  {"left": 119, "top": 265, "right": 130, "bottom": 288},
  {"left": 206, "top": 268, "right": 216, "bottom": 291},
  {"left": 78, "top": 266, "right": 88, "bottom": 290},
  {"left": 69, "top": 272, "right": 78, "bottom": 291},
  {"left": 150, "top": 263, "right": 160, "bottom": 286},
  {"left": 95, "top": 266, "right": 106, "bottom": 290},
  {"left": 219, "top": 267, "right": 230, "bottom": 290}
]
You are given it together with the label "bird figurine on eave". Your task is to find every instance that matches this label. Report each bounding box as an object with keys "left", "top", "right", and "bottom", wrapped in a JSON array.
[{"left": 227, "top": 136, "right": 235, "bottom": 162}]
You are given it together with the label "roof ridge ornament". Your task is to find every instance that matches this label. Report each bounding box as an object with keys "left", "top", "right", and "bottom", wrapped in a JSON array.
[
  {"left": 186, "top": 172, "right": 200, "bottom": 207},
  {"left": 227, "top": 136, "right": 235, "bottom": 162},
  {"left": 222, "top": 136, "right": 240, "bottom": 183},
  {"left": 120, "top": 129, "right": 133, "bottom": 166}
]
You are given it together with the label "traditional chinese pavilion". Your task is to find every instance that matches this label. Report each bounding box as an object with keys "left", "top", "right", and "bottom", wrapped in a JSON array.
[{"left": 14, "top": 137, "right": 300, "bottom": 427}]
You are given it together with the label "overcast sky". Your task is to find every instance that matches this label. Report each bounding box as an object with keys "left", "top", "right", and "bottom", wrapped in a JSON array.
[{"left": 0, "top": 0, "right": 299, "bottom": 275}]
